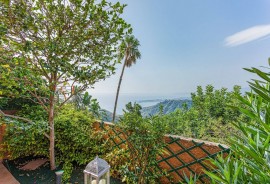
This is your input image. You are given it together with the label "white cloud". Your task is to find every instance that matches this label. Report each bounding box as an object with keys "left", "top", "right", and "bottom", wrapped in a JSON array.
[{"left": 225, "top": 24, "right": 270, "bottom": 47}]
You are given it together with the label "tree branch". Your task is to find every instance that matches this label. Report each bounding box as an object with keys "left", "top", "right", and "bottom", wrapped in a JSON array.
[
  {"left": 57, "top": 84, "right": 87, "bottom": 110},
  {"left": 27, "top": 90, "right": 49, "bottom": 112}
]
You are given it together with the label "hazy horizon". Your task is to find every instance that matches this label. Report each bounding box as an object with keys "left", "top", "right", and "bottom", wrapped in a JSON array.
[
  {"left": 91, "top": 92, "right": 192, "bottom": 115},
  {"left": 91, "top": 86, "right": 250, "bottom": 114},
  {"left": 90, "top": 1, "right": 270, "bottom": 113}
]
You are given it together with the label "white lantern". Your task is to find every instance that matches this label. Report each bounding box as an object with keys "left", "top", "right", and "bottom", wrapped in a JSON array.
[{"left": 84, "top": 156, "right": 110, "bottom": 184}]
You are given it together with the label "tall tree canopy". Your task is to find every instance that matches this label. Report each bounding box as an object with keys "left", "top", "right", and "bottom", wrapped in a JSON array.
[{"left": 0, "top": 0, "right": 132, "bottom": 169}]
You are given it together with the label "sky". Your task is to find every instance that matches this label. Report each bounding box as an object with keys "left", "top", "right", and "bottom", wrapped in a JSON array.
[{"left": 91, "top": 0, "right": 270, "bottom": 98}]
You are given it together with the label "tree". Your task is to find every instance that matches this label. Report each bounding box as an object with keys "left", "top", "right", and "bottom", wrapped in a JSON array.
[
  {"left": 161, "top": 85, "right": 244, "bottom": 143},
  {"left": 112, "top": 35, "right": 141, "bottom": 122},
  {"left": 0, "top": 0, "right": 131, "bottom": 170}
]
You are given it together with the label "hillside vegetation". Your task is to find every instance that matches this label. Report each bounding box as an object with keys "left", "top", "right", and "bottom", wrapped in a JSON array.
[
  {"left": 161, "top": 85, "right": 247, "bottom": 143},
  {"left": 141, "top": 99, "right": 192, "bottom": 117},
  {"left": 103, "top": 85, "right": 246, "bottom": 143},
  {"left": 101, "top": 109, "right": 120, "bottom": 122}
]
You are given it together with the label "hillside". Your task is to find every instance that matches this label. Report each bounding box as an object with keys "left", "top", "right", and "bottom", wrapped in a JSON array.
[
  {"left": 101, "top": 99, "right": 192, "bottom": 121},
  {"left": 141, "top": 99, "right": 192, "bottom": 117},
  {"left": 101, "top": 109, "right": 120, "bottom": 122}
]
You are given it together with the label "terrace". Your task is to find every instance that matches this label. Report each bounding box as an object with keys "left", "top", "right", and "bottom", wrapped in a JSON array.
[
  {"left": 1, "top": 109, "right": 229, "bottom": 184},
  {"left": 0, "top": 0, "right": 269, "bottom": 183}
]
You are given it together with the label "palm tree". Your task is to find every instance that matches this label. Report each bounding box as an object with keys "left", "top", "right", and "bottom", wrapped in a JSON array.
[{"left": 112, "top": 35, "right": 141, "bottom": 122}]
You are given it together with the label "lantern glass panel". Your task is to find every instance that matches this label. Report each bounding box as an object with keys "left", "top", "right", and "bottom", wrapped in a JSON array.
[{"left": 84, "top": 156, "right": 110, "bottom": 184}]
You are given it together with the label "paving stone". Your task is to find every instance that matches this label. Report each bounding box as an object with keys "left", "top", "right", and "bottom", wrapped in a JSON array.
[
  {"left": 0, "top": 163, "right": 19, "bottom": 184},
  {"left": 20, "top": 158, "right": 49, "bottom": 171}
]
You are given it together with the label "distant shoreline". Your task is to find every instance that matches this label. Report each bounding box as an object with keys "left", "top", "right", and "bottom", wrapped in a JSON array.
[{"left": 135, "top": 99, "right": 164, "bottom": 103}]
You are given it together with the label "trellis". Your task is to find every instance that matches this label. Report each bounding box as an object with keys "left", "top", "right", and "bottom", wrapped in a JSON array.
[
  {"left": 157, "top": 136, "right": 229, "bottom": 183},
  {"left": 98, "top": 122, "right": 230, "bottom": 183}
]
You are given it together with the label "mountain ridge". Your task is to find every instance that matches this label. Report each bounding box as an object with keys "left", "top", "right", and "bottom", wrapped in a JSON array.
[
  {"left": 141, "top": 99, "right": 192, "bottom": 117},
  {"left": 101, "top": 99, "right": 192, "bottom": 121}
]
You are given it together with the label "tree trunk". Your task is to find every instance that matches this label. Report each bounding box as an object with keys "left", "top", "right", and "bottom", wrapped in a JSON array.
[
  {"left": 113, "top": 59, "right": 127, "bottom": 122},
  {"left": 48, "top": 74, "right": 57, "bottom": 170},
  {"left": 49, "top": 93, "right": 56, "bottom": 170}
]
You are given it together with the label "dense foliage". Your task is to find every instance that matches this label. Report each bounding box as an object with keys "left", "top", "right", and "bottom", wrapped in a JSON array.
[
  {"left": 0, "top": 97, "right": 36, "bottom": 110},
  {"left": 203, "top": 63, "right": 270, "bottom": 183},
  {"left": 1, "top": 104, "right": 106, "bottom": 181},
  {"left": 106, "top": 102, "right": 168, "bottom": 183},
  {"left": 0, "top": 0, "right": 132, "bottom": 169},
  {"left": 162, "top": 85, "right": 246, "bottom": 143},
  {"left": 54, "top": 104, "right": 107, "bottom": 181}
]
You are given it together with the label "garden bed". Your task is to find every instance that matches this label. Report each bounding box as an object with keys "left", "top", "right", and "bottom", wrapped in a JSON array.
[{"left": 3, "top": 156, "right": 123, "bottom": 184}]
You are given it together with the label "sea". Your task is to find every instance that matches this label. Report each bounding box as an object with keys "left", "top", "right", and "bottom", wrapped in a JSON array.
[
  {"left": 91, "top": 93, "right": 191, "bottom": 115},
  {"left": 90, "top": 87, "right": 250, "bottom": 115}
]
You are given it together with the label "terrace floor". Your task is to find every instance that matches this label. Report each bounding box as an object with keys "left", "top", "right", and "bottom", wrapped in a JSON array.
[
  {"left": 0, "top": 163, "right": 19, "bottom": 184},
  {"left": 2, "top": 157, "right": 123, "bottom": 184}
]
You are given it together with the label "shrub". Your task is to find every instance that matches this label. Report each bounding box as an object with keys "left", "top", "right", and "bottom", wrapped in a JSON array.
[
  {"left": 105, "top": 148, "right": 129, "bottom": 179},
  {"left": 107, "top": 102, "right": 168, "bottom": 184},
  {"left": 54, "top": 104, "right": 107, "bottom": 180},
  {"left": 204, "top": 63, "right": 270, "bottom": 183},
  {"left": 1, "top": 104, "right": 107, "bottom": 181},
  {"left": 1, "top": 119, "right": 49, "bottom": 158}
]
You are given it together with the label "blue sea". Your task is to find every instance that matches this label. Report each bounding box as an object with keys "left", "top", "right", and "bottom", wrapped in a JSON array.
[
  {"left": 90, "top": 87, "right": 250, "bottom": 115},
  {"left": 91, "top": 93, "right": 191, "bottom": 115}
]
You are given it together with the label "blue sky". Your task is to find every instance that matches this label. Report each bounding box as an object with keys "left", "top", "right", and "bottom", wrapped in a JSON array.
[{"left": 91, "top": 0, "right": 270, "bottom": 97}]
